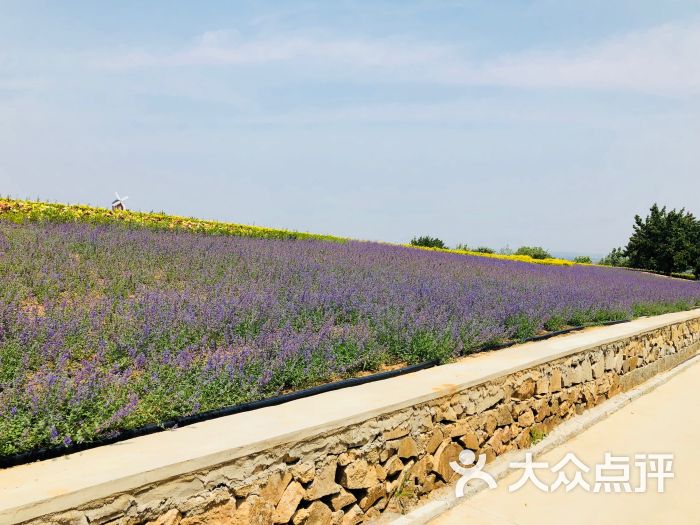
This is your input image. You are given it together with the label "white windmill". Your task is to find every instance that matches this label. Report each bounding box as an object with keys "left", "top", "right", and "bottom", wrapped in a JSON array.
[{"left": 111, "top": 192, "right": 129, "bottom": 211}]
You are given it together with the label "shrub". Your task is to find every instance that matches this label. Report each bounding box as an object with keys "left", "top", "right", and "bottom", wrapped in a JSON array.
[
  {"left": 505, "top": 313, "right": 538, "bottom": 341},
  {"left": 514, "top": 246, "right": 552, "bottom": 260},
  {"left": 625, "top": 204, "right": 700, "bottom": 276},
  {"left": 573, "top": 256, "right": 592, "bottom": 264},
  {"left": 543, "top": 315, "right": 566, "bottom": 331},
  {"left": 410, "top": 236, "right": 446, "bottom": 249},
  {"left": 454, "top": 244, "right": 495, "bottom": 254},
  {"left": 599, "top": 247, "right": 629, "bottom": 267}
]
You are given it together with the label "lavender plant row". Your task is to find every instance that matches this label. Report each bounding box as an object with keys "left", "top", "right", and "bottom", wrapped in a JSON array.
[{"left": 1, "top": 221, "right": 699, "bottom": 456}]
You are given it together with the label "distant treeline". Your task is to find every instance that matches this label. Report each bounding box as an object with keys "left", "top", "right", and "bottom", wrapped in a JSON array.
[
  {"left": 410, "top": 236, "right": 556, "bottom": 261},
  {"left": 410, "top": 204, "right": 700, "bottom": 280}
]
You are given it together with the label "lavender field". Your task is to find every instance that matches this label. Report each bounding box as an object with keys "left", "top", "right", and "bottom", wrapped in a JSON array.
[{"left": 1, "top": 221, "right": 700, "bottom": 456}]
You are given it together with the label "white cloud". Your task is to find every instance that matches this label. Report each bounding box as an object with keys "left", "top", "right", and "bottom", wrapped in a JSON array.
[
  {"left": 463, "top": 21, "right": 700, "bottom": 95},
  {"left": 100, "top": 20, "right": 700, "bottom": 96},
  {"left": 103, "top": 29, "right": 449, "bottom": 69}
]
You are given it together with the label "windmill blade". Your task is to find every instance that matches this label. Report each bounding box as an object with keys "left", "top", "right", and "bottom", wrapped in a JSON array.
[
  {"left": 115, "top": 192, "right": 121, "bottom": 200},
  {"left": 122, "top": 196, "right": 129, "bottom": 201}
]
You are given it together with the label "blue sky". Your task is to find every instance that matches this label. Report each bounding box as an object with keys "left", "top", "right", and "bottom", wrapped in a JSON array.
[{"left": 2, "top": 1, "right": 700, "bottom": 255}]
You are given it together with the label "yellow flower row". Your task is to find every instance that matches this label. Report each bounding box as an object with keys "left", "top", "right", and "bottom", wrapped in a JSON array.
[
  {"left": 0, "top": 198, "right": 343, "bottom": 242},
  {"left": 402, "top": 244, "right": 575, "bottom": 266},
  {"left": 0, "top": 198, "right": 576, "bottom": 266}
]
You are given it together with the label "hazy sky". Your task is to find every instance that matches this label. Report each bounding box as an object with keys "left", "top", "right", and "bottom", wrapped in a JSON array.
[{"left": 2, "top": 1, "right": 700, "bottom": 255}]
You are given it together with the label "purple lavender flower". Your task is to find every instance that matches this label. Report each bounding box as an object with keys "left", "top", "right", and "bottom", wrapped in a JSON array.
[{"left": 1, "top": 219, "right": 699, "bottom": 456}]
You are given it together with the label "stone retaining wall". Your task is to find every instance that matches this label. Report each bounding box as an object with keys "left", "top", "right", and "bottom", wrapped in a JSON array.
[{"left": 22, "top": 317, "right": 700, "bottom": 525}]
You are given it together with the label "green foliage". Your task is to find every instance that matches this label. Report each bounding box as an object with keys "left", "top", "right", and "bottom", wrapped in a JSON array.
[
  {"left": 505, "top": 313, "right": 539, "bottom": 341},
  {"left": 543, "top": 315, "right": 566, "bottom": 331},
  {"left": 410, "top": 235, "right": 447, "bottom": 249},
  {"left": 546, "top": 308, "right": 630, "bottom": 329},
  {"left": 455, "top": 244, "right": 495, "bottom": 254},
  {"left": 514, "top": 246, "right": 552, "bottom": 260},
  {"left": 599, "top": 247, "right": 629, "bottom": 267},
  {"left": 573, "top": 256, "right": 592, "bottom": 264},
  {"left": 625, "top": 204, "right": 700, "bottom": 277},
  {"left": 396, "top": 330, "right": 455, "bottom": 363},
  {"left": 631, "top": 300, "right": 695, "bottom": 318},
  {"left": 529, "top": 427, "right": 547, "bottom": 444},
  {"left": 565, "top": 309, "right": 593, "bottom": 327}
]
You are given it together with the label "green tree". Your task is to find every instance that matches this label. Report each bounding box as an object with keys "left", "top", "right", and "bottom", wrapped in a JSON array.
[
  {"left": 514, "top": 246, "right": 552, "bottom": 260},
  {"left": 455, "top": 244, "right": 495, "bottom": 254},
  {"left": 599, "top": 248, "right": 629, "bottom": 267},
  {"left": 410, "top": 236, "right": 446, "bottom": 249},
  {"left": 573, "top": 256, "right": 592, "bottom": 264},
  {"left": 625, "top": 204, "right": 699, "bottom": 276},
  {"left": 689, "top": 219, "right": 700, "bottom": 279}
]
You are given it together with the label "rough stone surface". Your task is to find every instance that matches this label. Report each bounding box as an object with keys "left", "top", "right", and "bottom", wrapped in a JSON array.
[
  {"left": 179, "top": 501, "right": 237, "bottom": 525},
  {"left": 383, "top": 425, "right": 410, "bottom": 440},
  {"left": 292, "top": 501, "right": 332, "bottom": 525},
  {"left": 425, "top": 429, "right": 444, "bottom": 454},
  {"left": 358, "top": 483, "right": 386, "bottom": 511},
  {"left": 290, "top": 462, "right": 315, "bottom": 484},
  {"left": 329, "top": 488, "right": 357, "bottom": 511},
  {"left": 260, "top": 471, "right": 293, "bottom": 507},
  {"left": 517, "top": 409, "right": 535, "bottom": 428},
  {"left": 273, "top": 481, "right": 305, "bottom": 523},
  {"left": 459, "top": 430, "right": 479, "bottom": 450},
  {"left": 397, "top": 437, "right": 418, "bottom": 459},
  {"left": 231, "top": 497, "right": 274, "bottom": 525},
  {"left": 340, "top": 505, "right": 364, "bottom": 525},
  {"left": 384, "top": 455, "right": 404, "bottom": 477},
  {"left": 432, "top": 440, "right": 462, "bottom": 482},
  {"left": 147, "top": 509, "right": 181, "bottom": 525},
  {"left": 339, "top": 460, "right": 378, "bottom": 489},
  {"left": 83, "top": 495, "right": 133, "bottom": 524},
  {"left": 550, "top": 369, "right": 563, "bottom": 392},
  {"left": 304, "top": 463, "right": 340, "bottom": 501}
]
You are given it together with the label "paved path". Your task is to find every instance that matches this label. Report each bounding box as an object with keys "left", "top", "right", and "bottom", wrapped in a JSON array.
[{"left": 430, "top": 357, "right": 700, "bottom": 525}]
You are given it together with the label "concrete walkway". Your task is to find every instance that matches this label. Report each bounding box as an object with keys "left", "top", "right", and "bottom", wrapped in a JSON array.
[{"left": 430, "top": 357, "right": 700, "bottom": 525}]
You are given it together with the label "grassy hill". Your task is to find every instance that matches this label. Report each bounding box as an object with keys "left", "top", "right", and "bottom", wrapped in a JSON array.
[{"left": 0, "top": 197, "right": 573, "bottom": 267}]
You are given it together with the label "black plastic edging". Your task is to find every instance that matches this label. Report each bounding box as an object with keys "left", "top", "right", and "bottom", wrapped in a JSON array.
[
  {"left": 0, "top": 359, "right": 440, "bottom": 469},
  {"left": 482, "top": 319, "right": 630, "bottom": 351}
]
